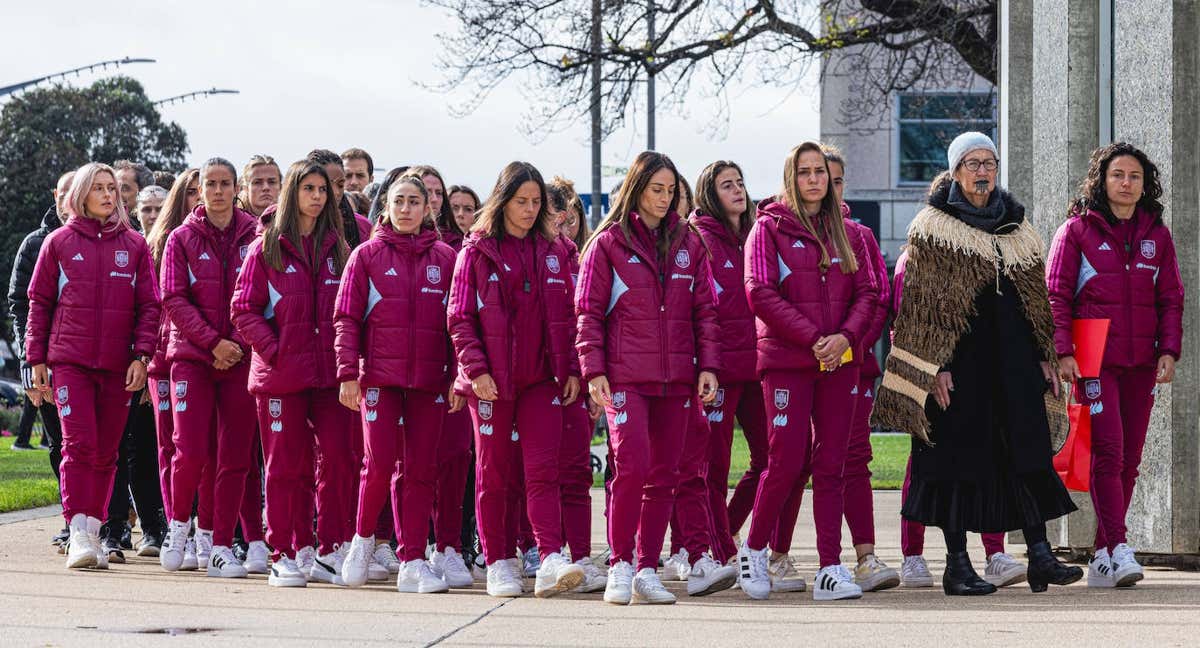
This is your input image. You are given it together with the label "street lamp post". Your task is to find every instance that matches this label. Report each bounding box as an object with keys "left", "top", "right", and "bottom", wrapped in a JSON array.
[{"left": 0, "top": 57, "right": 156, "bottom": 98}]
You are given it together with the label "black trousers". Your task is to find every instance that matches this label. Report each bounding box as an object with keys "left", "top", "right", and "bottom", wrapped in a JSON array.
[{"left": 106, "top": 396, "right": 165, "bottom": 535}]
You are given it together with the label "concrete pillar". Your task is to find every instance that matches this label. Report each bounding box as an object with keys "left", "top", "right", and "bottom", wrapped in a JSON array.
[{"left": 999, "top": 0, "right": 1033, "bottom": 201}]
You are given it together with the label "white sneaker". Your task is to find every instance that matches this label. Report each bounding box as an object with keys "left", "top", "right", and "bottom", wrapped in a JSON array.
[
  {"left": 1087, "top": 548, "right": 1116, "bottom": 588},
  {"left": 181, "top": 537, "right": 199, "bottom": 571},
  {"left": 767, "top": 553, "right": 808, "bottom": 593},
  {"left": 662, "top": 548, "right": 690, "bottom": 581},
  {"left": 65, "top": 513, "right": 97, "bottom": 569},
  {"left": 521, "top": 546, "right": 541, "bottom": 578},
  {"left": 398, "top": 559, "right": 450, "bottom": 593},
  {"left": 984, "top": 552, "right": 1027, "bottom": 587},
  {"left": 899, "top": 555, "right": 934, "bottom": 588},
  {"left": 195, "top": 527, "right": 213, "bottom": 568},
  {"left": 736, "top": 544, "right": 771, "bottom": 600},
  {"left": 207, "top": 545, "right": 248, "bottom": 578},
  {"left": 631, "top": 568, "right": 676, "bottom": 604},
  {"left": 604, "top": 560, "right": 634, "bottom": 604},
  {"left": 507, "top": 557, "right": 530, "bottom": 592},
  {"left": 853, "top": 554, "right": 900, "bottom": 592},
  {"left": 573, "top": 558, "right": 607, "bottom": 593},
  {"left": 534, "top": 551, "right": 585, "bottom": 598},
  {"left": 159, "top": 519, "right": 189, "bottom": 571},
  {"left": 268, "top": 556, "right": 308, "bottom": 587},
  {"left": 372, "top": 543, "right": 399, "bottom": 578},
  {"left": 87, "top": 517, "right": 108, "bottom": 570},
  {"left": 310, "top": 546, "right": 347, "bottom": 585},
  {"left": 244, "top": 541, "right": 270, "bottom": 574},
  {"left": 1111, "top": 543, "right": 1144, "bottom": 587},
  {"left": 431, "top": 547, "right": 475, "bottom": 588},
  {"left": 813, "top": 564, "right": 863, "bottom": 601},
  {"left": 687, "top": 552, "right": 738, "bottom": 596},
  {"left": 486, "top": 560, "right": 523, "bottom": 598},
  {"left": 342, "top": 535, "right": 375, "bottom": 588},
  {"left": 296, "top": 546, "right": 316, "bottom": 581}
]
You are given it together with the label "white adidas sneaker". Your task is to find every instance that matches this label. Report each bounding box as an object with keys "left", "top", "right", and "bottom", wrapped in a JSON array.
[
  {"left": 662, "top": 547, "right": 690, "bottom": 581},
  {"left": 1111, "top": 543, "right": 1144, "bottom": 587},
  {"left": 1087, "top": 548, "right": 1115, "bottom": 588},
  {"left": 631, "top": 568, "right": 676, "bottom": 604},
  {"left": 812, "top": 564, "right": 863, "bottom": 601},
  {"left": 207, "top": 545, "right": 248, "bottom": 578},
  {"left": 687, "top": 552, "right": 738, "bottom": 596},
  {"left": 243, "top": 540, "right": 270, "bottom": 574},
  {"left": 431, "top": 547, "right": 474, "bottom": 588},
  {"left": 65, "top": 513, "right": 96, "bottom": 569},
  {"left": 736, "top": 543, "right": 771, "bottom": 600},
  {"left": 268, "top": 556, "right": 308, "bottom": 587},
  {"left": 486, "top": 560, "right": 523, "bottom": 598},
  {"left": 534, "top": 551, "right": 585, "bottom": 598},
  {"left": 603, "top": 560, "right": 634, "bottom": 604},
  {"left": 398, "top": 559, "right": 450, "bottom": 593},
  {"left": 159, "top": 519, "right": 190, "bottom": 571},
  {"left": 342, "top": 535, "right": 375, "bottom": 588}
]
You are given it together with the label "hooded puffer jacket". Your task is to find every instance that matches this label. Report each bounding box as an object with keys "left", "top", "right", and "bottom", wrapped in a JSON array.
[
  {"left": 842, "top": 207, "right": 891, "bottom": 380},
  {"left": 1046, "top": 207, "right": 1183, "bottom": 368},
  {"left": 232, "top": 229, "right": 349, "bottom": 394},
  {"left": 447, "top": 231, "right": 579, "bottom": 400},
  {"left": 690, "top": 211, "right": 756, "bottom": 384},
  {"left": 160, "top": 206, "right": 258, "bottom": 365},
  {"left": 25, "top": 215, "right": 160, "bottom": 372},
  {"left": 744, "top": 197, "right": 879, "bottom": 374},
  {"left": 334, "top": 223, "right": 456, "bottom": 391},
  {"left": 575, "top": 211, "right": 720, "bottom": 391}
]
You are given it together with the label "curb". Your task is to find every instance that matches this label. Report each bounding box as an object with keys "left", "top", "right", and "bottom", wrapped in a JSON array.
[{"left": 0, "top": 503, "right": 62, "bottom": 526}]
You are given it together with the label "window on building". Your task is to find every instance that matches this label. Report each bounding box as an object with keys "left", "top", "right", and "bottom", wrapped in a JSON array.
[{"left": 897, "top": 93, "right": 996, "bottom": 184}]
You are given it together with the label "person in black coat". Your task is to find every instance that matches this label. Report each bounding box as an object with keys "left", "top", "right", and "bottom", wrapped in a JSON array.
[{"left": 7, "top": 172, "right": 71, "bottom": 544}]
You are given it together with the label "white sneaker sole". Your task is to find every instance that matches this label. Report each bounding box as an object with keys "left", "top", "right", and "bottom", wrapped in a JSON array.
[
  {"left": 268, "top": 573, "right": 308, "bottom": 587},
  {"left": 486, "top": 585, "right": 523, "bottom": 597},
  {"left": 900, "top": 576, "right": 934, "bottom": 588},
  {"left": 206, "top": 567, "right": 248, "bottom": 578},
  {"left": 630, "top": 590, "right": 677, "bottom": 605},
  {"left": 856, "top": 569, "right": 901, "bottom": 592},
  {"left": 535, "top": 565, "right": 585, "bottom": 598},
  {"left": 1087, "top": 572, "right": 1116, "bottom": 588},
  {"left": 574, "top": 577, "right": 607, "bottom": 593},
  {"left": 603, "top": 589, "right": 631, "bottom": 604},
  {"left": 66, "top": 551, "right": 97, "bottom": 569},
  {"left": 687, "top": 569, "right": 738, "bottom": 596},
  {"left": 813, "top": 587, "right": 863, "bottom": 601},
  {"left": 398, "top": 580, "right": 449, "bottom": 593},
  {"left": 771, "top": 579, "right": 807, "bottom": 593},
  {"left": 1114, "top": 570, "right": 1143, "bottom": 588},
  {"left": 244, "top": 561, "right": 269, "bottom": 575},
  {"left": 984, "top": 568, "right": 1027, "bottom": 587}
]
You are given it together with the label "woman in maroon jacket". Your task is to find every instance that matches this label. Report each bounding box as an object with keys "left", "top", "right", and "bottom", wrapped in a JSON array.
[
  {"left": 334, "top": 176, "right": 462, "bottom": 592},
  {"left": 738, "top": 142, "right": 879, "bottom": 601},
  {"left": 27, "top": 162, "right": 160, "bottom": 571},
  {"left": 1046, "top": 142, "right": 1183, "bottom": 588},
  {"left": 663, "top": 161, "right": 759, "bottom": 597},
  {"left": 447, "top": 162, "right": 585, "bottom": 599},
  {"left": 231, "top": 160, "right": 354, "bottom": 588},
  {"left": 576, "top": 151, "right": 721, "bottom": 605},
  {"left": 157, "top": 159, "right": 259, "bottom": 579}
]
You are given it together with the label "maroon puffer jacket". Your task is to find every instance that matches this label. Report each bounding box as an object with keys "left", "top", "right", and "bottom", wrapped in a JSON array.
[
  {"left": 690, "top": 211, "right": 756, "bottom": 384},
  {"left": 160, "top": 207, "right": 258, "bottom": 366},
  {"left": 441, "top": 227, "right": 465, "bottom": 251},
  {"left": 1046, "top": 207, "right": 1183, "bottom": 368},
  {"left": 231, "top": 229, "right": 348, "bottom": 394},
  {"left": 334, "top": 223, "right": 456, "bottom": 391},
  {"left": 26, "top": 215, "right": 160, "bottom": 372},
  {"left": 744, "top": 197, "right": 879, "bottom": 374},
  {"left": 447, "top": 231, "right": 579, "bottom": 400},
  {"left": 843, "top": 210, "right": 891, "bottom": 380},
  {"left": 576, "top": 211, "right": 720, "bottom": 392}
]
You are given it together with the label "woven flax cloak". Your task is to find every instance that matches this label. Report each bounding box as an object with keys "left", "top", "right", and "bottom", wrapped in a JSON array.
[{"left": 870, "top": 204, "right": 1069, "bottom": 446}]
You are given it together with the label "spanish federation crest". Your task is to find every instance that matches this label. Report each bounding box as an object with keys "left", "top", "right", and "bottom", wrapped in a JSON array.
[
  {"left": 774, "top": 388, "right": 790, "bottom": 410},
  {"left": 114, "top": 250, "right": 129, "bottom": 268},
  {"left": 713, "top": 388, "right": 725, "bottom": 409},
  {"left": 157, "top": 380, "right": 169, "bottom": 399},
  {"left": 546, "top": 255, "right": 561, "bottom": 274},
  {"left": 239, "top": 245, "right": 249, "bottom": 260},
  {"left": 1085, "top": 380, "right": 1101, "bottom": 400},
  {"left": 365, "top": 388, "right": 380, "bottom": 407},
  {"left": 675, "top": 249, "right": 691, "bottom": 269},
  {"left": 1140, "top": 240, "right": 1157, "bottom": 259},
  {"left": 479, "top": 400, "right": 494, "bottom": 420},
  {"left": 269, "top": 398, "right": 282, "bottom": 418},
  {"left": 612, "top": 391, "right": 627, "bottom": 409},
  {"left": 426, "top": 265, "right": 442, "bottom": 284},
  {"left": 175, "top": 381, "right": 188, "bottom": 398},
  {"left": 56, "top": 386, "right": 69, "bottom": 404}
]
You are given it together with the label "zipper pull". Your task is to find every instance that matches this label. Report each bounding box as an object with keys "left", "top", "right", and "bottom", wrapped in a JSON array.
[{"left": 660, "top": 305, "right": 666, "bottom": 312}]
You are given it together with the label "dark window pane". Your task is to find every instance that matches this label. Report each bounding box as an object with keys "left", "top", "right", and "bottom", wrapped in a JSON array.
[
  {"left": 899, "top": 120, "right": 996, "bottom": 182},
  {"left": 899, "top": 93, "right": 994, "bottom": 120}
]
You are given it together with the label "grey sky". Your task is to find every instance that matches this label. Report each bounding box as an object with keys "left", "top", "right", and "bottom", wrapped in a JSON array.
[{"left": 3, "top": 0, "right": 819, "bottom": 199}]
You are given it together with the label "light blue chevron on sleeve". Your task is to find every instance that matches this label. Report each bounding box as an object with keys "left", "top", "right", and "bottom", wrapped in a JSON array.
[
  {"left": 187, "top": 264, "right": 197, "bottom": 286},
  {"left": 777, "top": 253, "right": 792, "bottom": 283},
  {"left": 607, "top": 270, "right": 629, "bottom": 315},
  {"left": 476, "top": 289, "right": 484, "bottom": 311},
  {"left": 1075, "top": 253, "right": 1097, "bottom": 296},
  {"left": 713, "top": 277, "right": 723, "bottom": 296},
  {"left": 365, "top": 278, "right": 383, "bottom": 319},
  {"left": 264, "top": 281, "right": 282, "bottom": 320},
  {"left": 57, "top": 263, "right": 68, "bottom": 298}
]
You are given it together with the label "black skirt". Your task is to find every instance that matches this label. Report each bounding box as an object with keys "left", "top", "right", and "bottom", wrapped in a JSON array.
[{"left": 901, "top": 276, "right": 1077, "bottom": 532}]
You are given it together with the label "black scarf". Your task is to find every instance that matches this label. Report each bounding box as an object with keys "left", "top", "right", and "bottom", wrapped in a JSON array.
[{"left": 929, "top": 177, "right": 1026, "bottom": 234}]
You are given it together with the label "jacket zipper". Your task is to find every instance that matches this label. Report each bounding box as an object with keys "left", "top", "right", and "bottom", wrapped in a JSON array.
[
  {"left": 407, "top": 240, "right": 419, "bottom": 386},
  {"left": 94, "top": 228, "right": 104, "bottom": 367}
]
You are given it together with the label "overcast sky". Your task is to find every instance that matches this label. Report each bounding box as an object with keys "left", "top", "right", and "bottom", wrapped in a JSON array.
[{"left": 2, "top": 0, "right": 819, "bottom": 199}]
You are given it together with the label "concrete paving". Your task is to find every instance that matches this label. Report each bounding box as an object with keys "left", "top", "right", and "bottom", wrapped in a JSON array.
[{"left": 1, "top": 491, "right": 1196, "bottom": 647}]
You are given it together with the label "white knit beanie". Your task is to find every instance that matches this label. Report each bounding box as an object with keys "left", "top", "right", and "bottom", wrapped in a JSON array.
[{"left": 946, "top": 131, "right": 998, "bottom": 171}]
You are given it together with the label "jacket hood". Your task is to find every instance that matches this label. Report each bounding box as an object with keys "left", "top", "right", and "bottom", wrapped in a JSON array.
[
  {"left": 42, "top": 205, "right": 64, "bottom": 230},
  {"left": 376, "top": 221, "right": 439, "bottom": 252}
]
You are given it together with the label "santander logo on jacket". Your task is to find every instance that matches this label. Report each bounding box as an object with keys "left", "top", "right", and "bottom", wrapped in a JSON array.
[
  {"left": 744, "top": 197, "right": 879, "bottom": 374},
  {"left": 447, "top": 230, "right": 579, "bottom": 401},
  {"left": 333, "top": 223, "right": 456, "bottom": 392},
  {"left": 25, "top": 215, "right": 161, "bottom": 373},
  {"left": 159, "top": 206, "right": 258, "bottom": 366},
  {"left": 232, "top": 229, "right": 349, "bottom": 395},
  {"left": 1046, "top": 207, "right": 1184, "bottom": 368},
  {"left": 689, "top": 211, "right": 756, "bottom": 384},
  {"left": 575, "top": 211, "right": 721, "bottom": 390}
]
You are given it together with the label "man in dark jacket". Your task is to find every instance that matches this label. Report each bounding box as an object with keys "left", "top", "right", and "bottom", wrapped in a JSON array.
[{"left": 7, "top": 172, "right": 71, "bottom": 544}]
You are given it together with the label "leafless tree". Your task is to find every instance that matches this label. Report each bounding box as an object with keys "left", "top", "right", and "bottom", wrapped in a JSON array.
[{"left": 428, "top": 0, "right": 997, "bottom": 138}]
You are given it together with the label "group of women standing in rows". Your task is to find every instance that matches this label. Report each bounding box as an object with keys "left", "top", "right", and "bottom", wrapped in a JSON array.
[{"left": 28, "top": 130, "right": 1181, "bottom": 605}]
